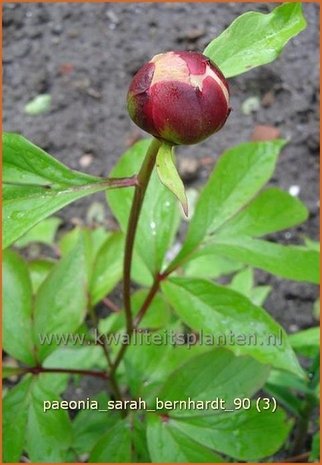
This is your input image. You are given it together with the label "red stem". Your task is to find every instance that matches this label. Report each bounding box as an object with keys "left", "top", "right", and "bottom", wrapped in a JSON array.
[{"left": 27, "top": 366, "right": 109, "bottom": 380}]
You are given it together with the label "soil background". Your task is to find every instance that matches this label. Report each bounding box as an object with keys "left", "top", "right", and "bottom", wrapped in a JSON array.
[{"left": 3, "top": 2, "right": 320, "bottom": 332}]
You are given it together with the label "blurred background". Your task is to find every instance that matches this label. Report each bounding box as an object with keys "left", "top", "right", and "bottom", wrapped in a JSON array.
[{"left": 3, "top": 2, "right": 320, "bottom": 332}]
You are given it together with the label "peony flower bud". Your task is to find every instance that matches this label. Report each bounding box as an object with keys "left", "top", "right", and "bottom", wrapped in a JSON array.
[{"left": 127, "top": 51, "right": 230, "bottom": 145}]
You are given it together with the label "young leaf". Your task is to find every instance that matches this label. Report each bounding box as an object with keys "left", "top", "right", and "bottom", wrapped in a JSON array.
[
  {"left": 156, "top": 142, "right": 188, "bottom": 216},
  {"left": 89, "top": 232, "right": 124, "bottom": 305},
  {"left": 33, "top": 238, "right": 88, "bottom": 360},
  {"left": 216, "top": 187, "right": 308, "bottom": 238},
  {"left": 204, "top": 3, "right": 306, "bottom": 78},
  {"left": 147, "top": 414, "right": 223, "bottom": 463},
  {"left": 3, "top": 133, "right": 131, "bottom": 248},
  {"left": 169, "top": 140, "right": 285, "bottom": 270},
  {"left": 171, "top": 405, "right": 292, "bottom": 461},
  {"left": 106, "top": 140, "right": 180, "bottom": 277},
  {"left": 201, "top": 237, "right": 320, "bottom": 284},
  {"left": 3, "top": 250, "right": 36, "bottom": 365},
  {"left": 89, "top": 420, "right": 132, "bottom": 462},
  {"left": 156, "top": 349, "right": 270, "bottom": 417},
  {"left": 162, "top": 277, "right": 303, "bottom": 377}
]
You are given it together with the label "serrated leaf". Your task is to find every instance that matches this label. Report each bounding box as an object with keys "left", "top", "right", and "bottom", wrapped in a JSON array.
[
  {"left": 106, "top": 139, "right": 180, "bottom": 277},
  {"left": 147, "top": 414, "right": 223, "bottom": 463},
  {"left": 33, "top": 238, "right": 88, "bottom": 360},
  {"left": 156, "top": 349, "right": 270, "bottom": 418},
  {"left": 162, "top": 277, "right": 303, "bottom": 377},
  {"left": 3, "top": 133, "right": 128, "bottom": 248},
  {"left": 204, "top": 3, "right": 306, "bottom": 78},
  {"left": 156, "top": 142, "right": 188, "bottom": 216},
  {"left": 171, "top": 404, "right": 292, "bottom": 461},
  {"left": 3, "top": 249, "right": 36, "bottom": 365},
  {"left": 169, "top": 140, "right": 285, "bottom": 270}
]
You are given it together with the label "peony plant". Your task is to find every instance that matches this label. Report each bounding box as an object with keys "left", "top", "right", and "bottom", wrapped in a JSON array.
[{"left": 2, "top": 4, "right": 319, "bottom": 464}]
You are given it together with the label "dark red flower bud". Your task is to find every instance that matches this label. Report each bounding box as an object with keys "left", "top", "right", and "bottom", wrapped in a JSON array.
[{"left": 127, "top": 51, "right": 230, "bottom": 145}]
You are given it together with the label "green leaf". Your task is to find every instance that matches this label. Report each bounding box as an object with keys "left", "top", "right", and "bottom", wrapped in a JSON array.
[
  {"left": 24, "top": 94, "right": 52, "bottom": 115},
  {"left": 289, "top": 327, "right": 320, "bottom": 358},
  {"left": 3, "top": 133, "right": 125, "bottom": 248},
  {"left": 124, "top": 335, "right": 209, "bottom": 399},
  {"left": 3, "top": 249, "right": 36, "bottom": 365},
  {"left": 107, "top": 140, "right": 180, "bottom": 277},
  {"left": 162, "top": 277, "right": 303, "bottom": 377},
  {"left": 217, "top": 187, "right": 308, "bottom": 238},
  {"left": 171, "top": 405, "right": 292, "bottom": 461},
  {"left": 41, "top": 346, "right": 105, "bottom": 394},
  {"left": 156, "top": 349, "right": 270, "bottom": 417},
  {"left": 170, "top": 140, "right": 285, "bottom": 270},
  {"left": 201, "top": 237, "right": 320, "bottom": 284},
  {"left": 250, "top": 285, "right": 272, "bottom": 306},
  {"left": 99, "top": 290, "right": 171, "bottom": 334},
  {"left": 89, "top": 231, "right": 124, "bottom": 305},
  {"left": 305, "top": 237, "right": 320, "bottom": 252},
  {"left": 89, "top": 420, "right": 132, "bottom": 462},
  {"left": 230, "top": 268, "right": 272, "bottom": 306},
  {"left": 15, "top": 217, "right": 62, "bottom": 248},
  {"left": 184, "top": 253, "right": 242, "bottom": 279},
  {"left": 3, "top": 376, "right": 72, "bottom": 462},
  {"left": 72, "top": 392, "right": 120, "bottom": 455},
  {"left": 3, "top": 376, "right": 32, "bottom": 462},
  {"left": 230, "top": 267, "right": 253, "bottom": 295},
  {"left": 156, "top": 142, "right": 188, "bottom": 216},
  {"left": 147, "top": 414, "right": 223, "bottom": 463},
  {"left": 25, "top": 378, "right": 72, "bottom": 462},
  {"left": 2, "top": 366, "right": 27, "bottom": 379},
  {"left": 264, "top": 383, "right": 303, "bottom": 417},
  {"left": 33, "top": 238, "right": 88, "bottom": 360},
  {"left": 29, "top": 258, "right": 56, "bottom": 293},
  {"left": 310, "top": 431, "right": 320, "bottom": 462},
  {"left": 204, "top": 3, "right": 306, "bottom": 78}
]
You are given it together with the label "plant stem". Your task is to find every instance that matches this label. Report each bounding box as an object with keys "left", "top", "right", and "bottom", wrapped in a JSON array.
[
  {"left": 27, "top": 366, "right": 109, "bottom": 380},
  {"left": 110, "top": 138, "right": 161, "bottom": 376},
  {"left": 133, "top": 274, "right": 164, "bottom": 327},
  {"left": 88, "top": 300, "right": 123, "bottom": 400}
]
